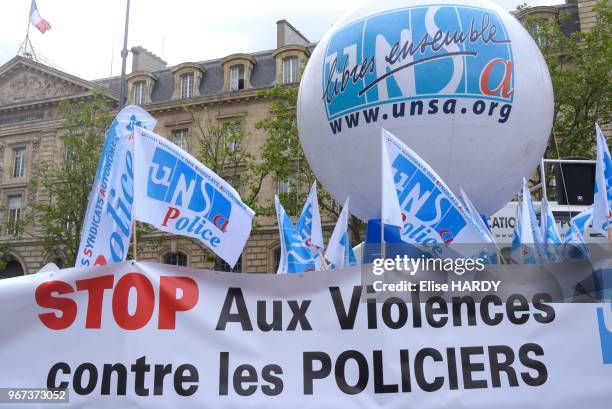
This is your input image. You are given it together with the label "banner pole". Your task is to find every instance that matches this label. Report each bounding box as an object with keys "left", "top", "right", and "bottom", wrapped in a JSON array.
[{"left": 118, "top": 0, "right": 131, "bottom": 109}]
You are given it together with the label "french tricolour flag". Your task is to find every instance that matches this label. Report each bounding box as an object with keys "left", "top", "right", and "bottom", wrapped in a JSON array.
[{"left": 30, "top": 0, "right": 51, "bottom": 33}]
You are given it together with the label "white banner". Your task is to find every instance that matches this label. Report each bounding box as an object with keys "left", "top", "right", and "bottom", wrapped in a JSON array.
[
  {"left": 76, "top": 106, "right": 156, "bottom": 268},
  {"left": 133, "top": 127, "right": 254, "bottom": 267},
  {"left": 0, "top": 262, "right": 611, "bottom": 408}
]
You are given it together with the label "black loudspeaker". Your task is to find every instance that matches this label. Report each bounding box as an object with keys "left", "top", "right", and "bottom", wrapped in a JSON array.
[{"left": 554, "top": 157, "right": 596, "bottom": 205}]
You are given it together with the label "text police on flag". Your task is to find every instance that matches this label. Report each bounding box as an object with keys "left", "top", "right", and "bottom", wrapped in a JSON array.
[{"left": 133, "top": 127, "right": 254, "bottom": 267}]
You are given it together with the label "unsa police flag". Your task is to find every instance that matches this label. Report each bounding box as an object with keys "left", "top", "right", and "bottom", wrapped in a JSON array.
[
  {"left": 133, "top": 127, "right": 254, "bottom": 267},
  {"left": 76, "top": 105, "right": 156, "bottom": 268}
]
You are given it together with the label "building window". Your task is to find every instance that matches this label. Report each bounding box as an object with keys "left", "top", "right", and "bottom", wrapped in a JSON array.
[
  {"left": 273, "top": 247, "right": 282, "bottom": 272},
  {"left": 12, "top": 147, "right": 26, "bottom": 178},
  {"left": 133, "top": 81, "right": 145, "bottom": 105},
  {"left": 172, "top": 129, "right": 189, "bottom": 151},
  {"left": 278, "top": 174, "right": 297, "bottom": 195},
  {"left": 215, "top": 256, "right": 242, "bottom": 273},
  {"left": 180, "top": 73, "right": 194, "bottom": 99},
  {"left": 282, "top": 56, "right": 298, "bottom": 84},
  {"left": 223, "top": 122, "right": 241, "bottom": 152},
  {"left": 0, "top": 259, "right": 24, "bottom": 279},
  {"left": 230, "top": 65, "right": 245, "bottom": 91},
  {"left": 163, "top": 252, "right": 188, "bottom": 267},
  {"left": 7, "top": 195, "right": 22, "bottom": 235}
]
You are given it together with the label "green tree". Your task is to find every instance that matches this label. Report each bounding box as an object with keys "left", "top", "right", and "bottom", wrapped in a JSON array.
[
  {"left": 31, "top": 93, "right": 114, "bottom": 265},
  {"left": 187, "top": 108, "right": 262, "bottom": 203},
  {"left": 0, "top": 243, "right": 11, "bottom": 272},
  {"left": 520, "top": 1, "right": 611, "bottom": 157},
  {"left": 255, "top": 86, "right": 365, "bottom": 242}
]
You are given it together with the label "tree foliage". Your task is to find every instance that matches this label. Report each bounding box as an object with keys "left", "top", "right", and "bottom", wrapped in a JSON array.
[
  {"left": 521, "top": 1, "right": 611, "bottom": 157},
  {"left": 0, "top": 243, "right": 11, "bottom": 272},
  {"left": 255, "top": 86, "right": 365, "bottom": 242},
  {"left": 31, "top": 93, "right": 114, "bottom": 265},
  {"left": 186, "top": 107, "right": 269, "bottom": 208}
]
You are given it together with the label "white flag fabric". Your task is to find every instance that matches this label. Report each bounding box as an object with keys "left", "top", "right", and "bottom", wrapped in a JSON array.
[
  {"left": 76, "top": 105, "right": 156, "bottom": 268},
  {"left": 276, "top": 195, "right": 316, "bottom": 274},
  {"left": 593, "top": 123, "right": 612, "bottom": 236},
  {"left": 381, "top": 129, "right": 404, "bottom": 227},
  {"left": 382, "top": 129, "right": 491, "bottom": 253},
  {"left": 562, "top": 206, "right": 593, "bottom": 261},
  {"left": 460, "top": 188, "right": 498, "bottom": 263},
  {"left": 567, "top": 206, "right": 594, "bottom": 238},
  {"left": 133, "top": 127, "right": 254, "bottom": 268},
  {"left": 510, "top": 200, "right": 524, "bottom": 263},
  {"left": 325, "top": 197, "right": 357, "bottom": 268},
  {"left": 296, "top": 182, "right": 325, "bottom": 270},
  {"left": 459, "top": 188, "right": 494, "bottom": 243},
  {"left": 511, "top": 179, "right": 547, "bottom": 264},
  {"left": 540, "top": 196, "right": 562, "bottom": 262},
  {"left": 540, "top": 197, "right": 562, "bottom": 245}
]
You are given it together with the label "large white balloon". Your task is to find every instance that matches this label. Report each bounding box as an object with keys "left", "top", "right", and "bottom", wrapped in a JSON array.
[{"left": 298, "top": 0, "right": 553, "bottom": 221}]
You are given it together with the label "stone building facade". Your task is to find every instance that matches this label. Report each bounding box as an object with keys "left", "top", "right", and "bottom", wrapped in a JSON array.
[
  {"left": 0, "top": 20, "right": 316, "bottom": 277},
  {"left": 0, "top": 58, "right": 118, "bottom": 277}
]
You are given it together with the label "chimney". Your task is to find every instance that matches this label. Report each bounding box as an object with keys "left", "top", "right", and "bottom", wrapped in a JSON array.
[
  {"left": 131, "top": 46, "right": 167, "bottom": 72},
  {"left": 276, "top": 20, "right": 309, "bottom": 48}
]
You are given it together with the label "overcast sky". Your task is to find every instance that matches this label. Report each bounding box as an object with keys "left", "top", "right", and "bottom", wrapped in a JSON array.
[{"left": 1, "top": 0, "right": 558, "bottom": 80}]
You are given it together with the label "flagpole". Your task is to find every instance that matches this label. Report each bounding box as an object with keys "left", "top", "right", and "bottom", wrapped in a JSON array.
[
  {"left": 118, "top": 0, "right": 131, "bottom": 109},
  {"left": 122, "top": 0, "right": 134, "bottom": 260},
  {"left": 26, "top": 1, "right": 31, "bottom": 38}
]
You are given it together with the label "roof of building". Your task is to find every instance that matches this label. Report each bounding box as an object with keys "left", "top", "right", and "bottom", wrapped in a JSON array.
[
  {"left": 31, "top": 0, "right": 580, "bottom": 107},
  {"left": 94, "top": 45, "right": 316, "bottom": 105}
]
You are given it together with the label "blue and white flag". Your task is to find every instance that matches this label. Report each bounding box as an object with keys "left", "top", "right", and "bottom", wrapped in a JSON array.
[
  {"left": 459, "top": 188, "right": 499, "bottom": 264},
  {"left": 275, "top": 195, "right": 316, "bottom": 274},
  {"left": 382, "top": 129, "right": 491, "bottom": 255},
  {"left": 511, "top": 179, "right": 548, "bottom": 264},
  {"left": 510, "top": 202, "right": 524, "bottom": 263},
  {"left": 296, "top": 182, "right": 325, "bottom": 270},
  {"left": 562, "top": 206, "right": 593, "bottom": 261},
  {"left": 593, "top": 123, "right": 612, "bottom": 236},
  {"left": 133, "top": 127, "right": 255, "bottom": 268},
  {"left": 381, "top": 129, "right": 404, "bottom": 228},
  {"left": 540, "top": 196, "right": 562, "bottom": 262},
  {"left": 325, "top": 197, "right": 357, "bottom": 269},
  {"left": 76, "top": 105, "right": 156, "bottom": 268}
]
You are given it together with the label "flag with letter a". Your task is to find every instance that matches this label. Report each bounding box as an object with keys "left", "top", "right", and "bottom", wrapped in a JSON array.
[{"left": 133, "top": 127, "right": 254, "bottom": 268}]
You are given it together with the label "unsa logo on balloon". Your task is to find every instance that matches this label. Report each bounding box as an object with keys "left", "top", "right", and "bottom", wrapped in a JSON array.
[
  {"left": 322, "top": 4, "right": 515, "bottom": 134},
  {"left": 297, "top": 0, "right": 553, "bottom": 221}
]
